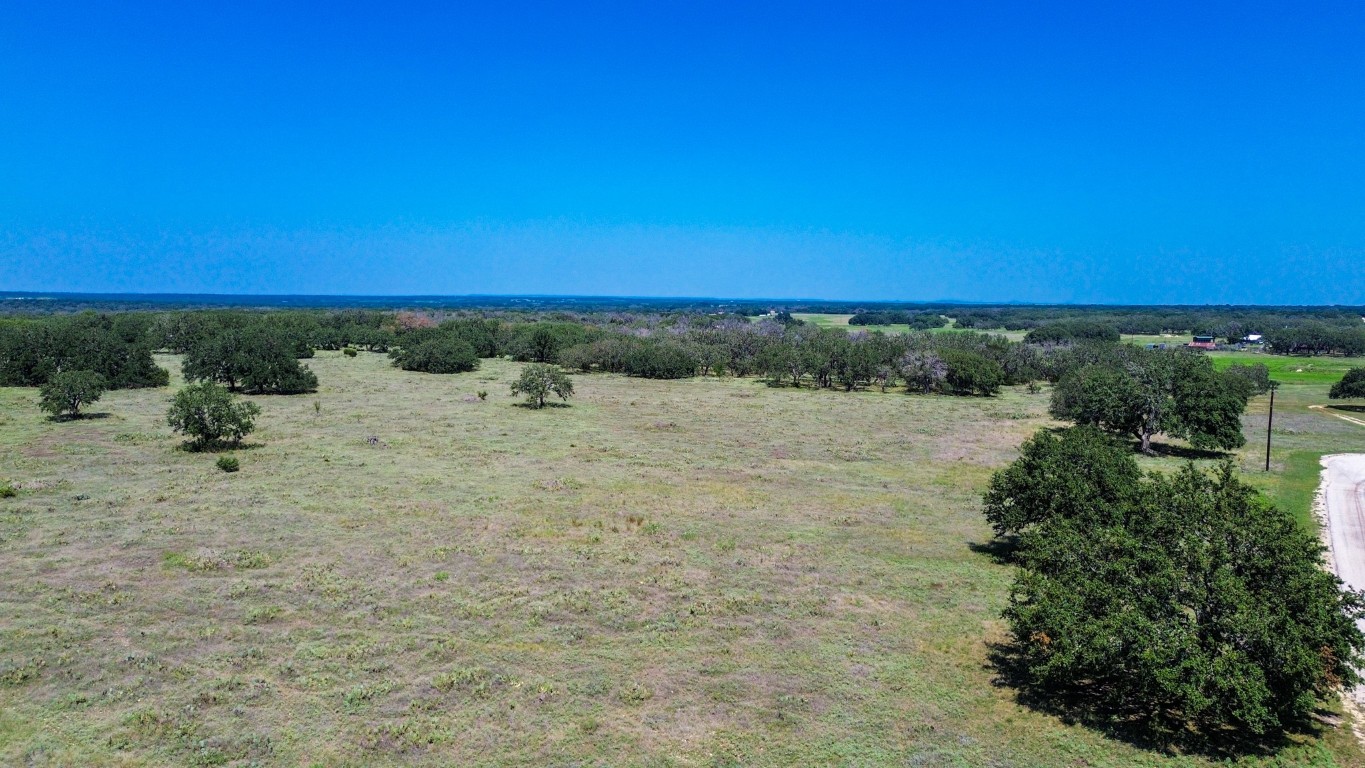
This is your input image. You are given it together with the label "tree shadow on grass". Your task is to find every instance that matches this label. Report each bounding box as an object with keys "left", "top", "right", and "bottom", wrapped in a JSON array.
[
  {"left": 46, "top": 412, "right": 112, "bottom": 422},
  {"left": 511, "top": 401, "right": 572, "bottom": 409},
  {"left": 967, "top": 537, "right": 1019, "bottom": 565},
  {"left": 1145, "top": 442, "right": 1231, "bottom": 461},
  {"left": 985, "top": 640, "right": 1332, "bottom": 760},
  {"left": 1328, "top": 404, "right": 1365, "bottom": 413},
  {"left": 176, "top": 441, "right": 265, "bottom": 454}
]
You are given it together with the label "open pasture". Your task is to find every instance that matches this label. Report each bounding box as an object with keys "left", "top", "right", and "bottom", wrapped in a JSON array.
[
  {"left": 1209, "top": 350, "right": 1365, "bottom": 385},
  {"left": 1, "top": 353, "right": 1361, "bottom": 766}
]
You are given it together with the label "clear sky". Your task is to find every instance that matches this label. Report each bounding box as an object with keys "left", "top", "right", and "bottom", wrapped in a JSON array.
[{"left": 2, "top": 1, "right": 1363, "bottom": 303}]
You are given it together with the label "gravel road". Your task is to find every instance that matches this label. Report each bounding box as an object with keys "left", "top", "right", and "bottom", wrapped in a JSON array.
[{"left": 1323, "top": 455, "right": 1365, "bottom": 604}]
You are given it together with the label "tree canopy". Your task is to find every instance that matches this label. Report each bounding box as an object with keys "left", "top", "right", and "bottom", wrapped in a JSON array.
[
  {"left": 1049, "top": 347, "right": 1250, "bottom": 452},
  {"left": 511, "top": 364, "right": 574, "bottom": 408},
  {"left": 1329, "top": 367, "right": 1365, "bottom": 399},
  {"left": 0, "top": 313, "right": 167, "bottom": 389},
  {"left": 985, "top": 427, "right": 1365, "bottom": 740},
  {"left": 167, "top": 382, "right": 262, "bottom": 450},
  {"left": 38, "top": 370, "right": 107, "bottom": 419},
  {"left": 182, "top": 326, "right": 318, "bottom": 394}
]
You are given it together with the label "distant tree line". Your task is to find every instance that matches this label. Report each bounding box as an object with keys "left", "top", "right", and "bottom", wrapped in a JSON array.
[
  {"left": 952, "top": 305, "right": 1365, "bottom": 340},
  {"left": 0, "top": 309, "right": 1302, "bottom": 451},
  {"left": 1261, "top": 323, "right": 1365, "bottom": 356},
  {"left": 1022, "top": 320, "right": 1120, "bottom": 345},
  {"left": 848, "top": 311, "right": 949, "bottom": 329}
]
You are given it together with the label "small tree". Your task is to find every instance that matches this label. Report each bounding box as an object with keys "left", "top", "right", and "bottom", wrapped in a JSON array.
[
  {"left": 1330, "top": 367, "right": 1365, "bottom": 399},
  {"left": 390, "top": 336, "right": 479, "bottom": 374},
  {"left": 899, "top": 350, "right": 946, "bottom": 394},
  {"left": 38, "top": 370, "right": 107, "bottom": 419},
  {"left": 511, "top": 364, "right": 574, "bottom": 408},
  {"left": 940, "top": 348, "right": 1004, "bottom": 396},
  {"left": 167, "top": 382, "right": 261, "bottom": 450}
]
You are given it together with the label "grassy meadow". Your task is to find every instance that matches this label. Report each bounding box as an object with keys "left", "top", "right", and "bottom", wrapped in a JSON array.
[{"left": 2, "top": 351, "right": 1364, "bottom": 766}]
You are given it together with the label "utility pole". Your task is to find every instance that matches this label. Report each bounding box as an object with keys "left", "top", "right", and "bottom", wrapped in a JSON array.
[{"left": 1265, "top": 381, "right": 1279, "bottom": 472}]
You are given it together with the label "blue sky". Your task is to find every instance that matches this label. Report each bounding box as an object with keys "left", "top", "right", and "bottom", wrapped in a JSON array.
[{"left": 2, "top": 1, "right": 1363, "bottom": 303}]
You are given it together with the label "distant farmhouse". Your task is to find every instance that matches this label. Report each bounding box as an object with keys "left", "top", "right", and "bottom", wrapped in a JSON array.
[{"left": 1188, "top": 335, "right": 1217, "bottom": 350}]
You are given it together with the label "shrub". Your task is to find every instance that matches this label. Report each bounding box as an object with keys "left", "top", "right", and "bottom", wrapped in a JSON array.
[
  {"left": 477, "top": 390, "right": 488, "bottom": 400},
  {"left": 216, "top": 456, "right": 240, "bottom": 473},
  {"left": 38, "top": 370, "right": 107, "bottom": 419},
  {"left": 511, "top": 364, "right": 574, "bottom": 408},
  {"left": 0, "top": 482, "right": 15, "bottom": 499},
  {"left": 343, "top": 347, "right": 358, "bottom": 358},
  {"left": 622, "top": 341, "right": 698, "bottom": 379},
  {"left": 389, "top": 336, "right": 479, "bottom": 374},
  {"left": 167, "top": 382, "right": 261, "bottom": 450},
  {"left": 1330, "top": 367, "right": 1365, "bottom": 399}
]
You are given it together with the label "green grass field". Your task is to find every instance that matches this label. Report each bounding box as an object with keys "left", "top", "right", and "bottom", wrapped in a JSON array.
[
  {"left": 1209, "top": 350, "right": 1364, "bottom": 385},
  {"left": 2, "top": 352, "right": 1363, "bottom": 766}
]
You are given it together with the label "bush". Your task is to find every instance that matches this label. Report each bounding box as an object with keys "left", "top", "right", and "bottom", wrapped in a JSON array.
[
  {"left": 167, "top": 382, "right": 262, "bottom": 450},
  {"left": 216, "top": 456, "right": 240, "bottom": 473},
  {"left": 1330, "top": 367, "right": 1365, "bottom": 399},
  {"left": 986, "top": 432, "right": 1365, "bottom": 740},
  {"left": 343, "top": 347, "right": 358, "bottom": 358},
  {"left": 511, "top": 364, "right": 574, "bottom": 408},
  {"left": 389, "top": 336, "right": 479, "bottom": 374},
  {"left": 0, "top": 481, "right": 15, "bottom": 499},
  {"left": 621, "top": 341, "right": 698, "bottom": 379},
  {"left": 38, "top": 370, "right": 107, "bottom": 419}
]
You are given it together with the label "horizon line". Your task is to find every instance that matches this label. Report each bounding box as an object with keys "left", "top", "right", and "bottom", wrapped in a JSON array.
[{"left": 3, "top": 290, "right": 1365, "bottom": 311}]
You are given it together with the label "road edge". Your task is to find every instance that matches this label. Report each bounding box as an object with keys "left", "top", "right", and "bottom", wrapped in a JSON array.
[{"left": 1316, "top": 454, "right": 1365, "bottom": 747}]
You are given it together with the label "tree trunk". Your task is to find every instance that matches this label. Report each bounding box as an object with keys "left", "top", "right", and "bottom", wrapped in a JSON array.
[{"left": 1140, "top": 430, "right": 1154, "bottom": 455}]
